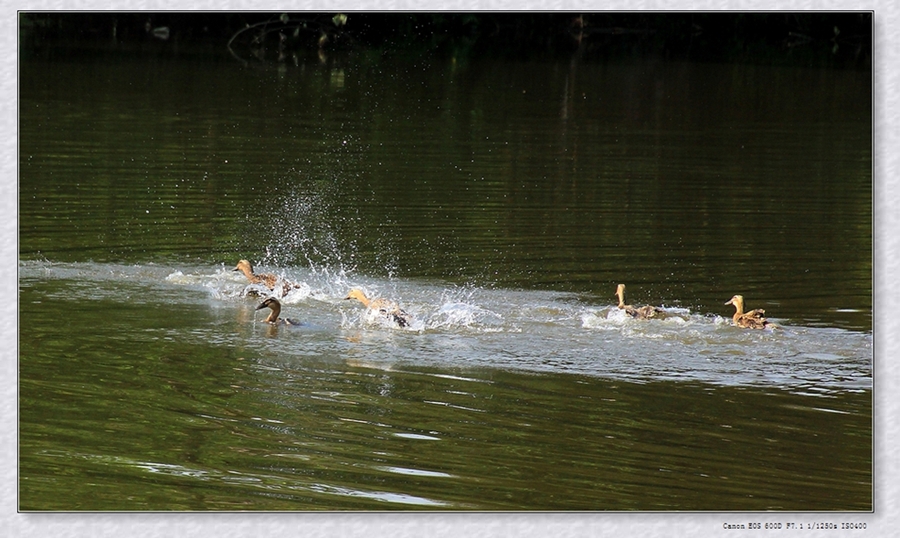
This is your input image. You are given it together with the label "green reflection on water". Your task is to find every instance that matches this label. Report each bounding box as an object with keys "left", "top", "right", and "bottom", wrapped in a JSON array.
[
  {"left": 19, "top": 56, "right": 871, "bottom": 329},
  {"left": 20, "top": 279, "right": 871, "bottom": 511},
  {"left": 19, "top": 52, "right": 871, "bottom": 511}
]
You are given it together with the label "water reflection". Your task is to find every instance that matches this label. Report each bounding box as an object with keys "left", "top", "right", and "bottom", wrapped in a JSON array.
[
  {"left": 19, "top": 52, "right": 870, "bottom": 511},
  {"left": 20, "top": 56, "right": 870, "bottom": 328},
  {"left": 20, "top": 259, "right": 872, "bottom": 394},
  {"left": 19, "top": 260, "right": 871, "bottom": 510}
]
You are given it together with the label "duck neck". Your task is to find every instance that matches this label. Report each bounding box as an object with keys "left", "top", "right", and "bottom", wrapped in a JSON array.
[
  {"left": 264, "top": 303, "right": 281, "bottom": 323},
  {"left": 237, "top": 265, "right": 258, "bottom": 281},
  {"left": 616, "top": 291, "right": 627, "bottom": 309}
]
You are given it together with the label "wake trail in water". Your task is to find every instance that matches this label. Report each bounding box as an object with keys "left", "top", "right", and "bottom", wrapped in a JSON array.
[{"left": 20, "top": 259, "right": 873, "bottom": 393}]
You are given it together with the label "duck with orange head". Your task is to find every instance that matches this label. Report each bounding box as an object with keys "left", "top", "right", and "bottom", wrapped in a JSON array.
[
  {"left": 724, "top": 294, "right": 776, "bottom": 330},
  {"left": 233, "top": 259, "right": 300, "bottom": 295},
  {"left": 345, "top": 288, "right": 412, "bottom": 328}
]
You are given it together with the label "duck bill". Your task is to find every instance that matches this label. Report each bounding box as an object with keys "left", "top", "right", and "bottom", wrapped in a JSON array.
[{"left": 724, "top": 298, "right": 735, "bottom": 305}]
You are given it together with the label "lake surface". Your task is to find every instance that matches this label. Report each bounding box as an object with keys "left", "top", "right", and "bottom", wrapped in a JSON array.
[{"left": 18, "top": 44, "right": 871, "bottom": 511}]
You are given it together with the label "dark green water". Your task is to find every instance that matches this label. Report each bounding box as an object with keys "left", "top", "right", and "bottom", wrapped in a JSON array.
[{"left": 19, "top": 47, "right": 871, "bottom": 511}]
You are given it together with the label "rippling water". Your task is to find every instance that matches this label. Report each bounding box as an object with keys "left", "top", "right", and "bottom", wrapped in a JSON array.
[
  {"left": 23, "top": 259, "right": 869, "bottom": 393},
  {"left": 18, "top": 46, "right": 871, "bottom": 511},
  {"left": 19, "top": 258, "right": 872, "bottom": 510}
]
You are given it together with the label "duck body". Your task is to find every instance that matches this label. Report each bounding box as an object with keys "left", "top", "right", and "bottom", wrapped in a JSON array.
[
  {"left": 615, "top": 284, "right": 664, "bottom": 320},
  {"left": 256, "top": 297, "right": 304, "bottom": 326},
  {"left": 725, "top": 295, "right": 775, "bottom": 330},
  {"left": 626, "top": 304, "right": 665, "bottom": 319},
  {"left": 345, "top": 288, "right": 412, "bottom": 328},
  {"left": 233, "top": 259, "right": 298, "bottom": 295}
]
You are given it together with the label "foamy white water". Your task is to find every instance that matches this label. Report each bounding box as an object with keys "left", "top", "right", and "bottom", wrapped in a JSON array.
[{"left": 21, "top": 259, "right": 872, "bottom": 394}]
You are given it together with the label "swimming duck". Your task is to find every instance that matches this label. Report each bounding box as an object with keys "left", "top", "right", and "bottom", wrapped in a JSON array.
[
  {"left": 615, "top": 283, "right": 665, "bottom": 319},
  {"left": 233, "top": 259, "right": 298, "bottom": 294},
  {"left": 724, "top": 294, "right": 775, "bottom": 330},
  {"left": 345, "top": 288, "right": 412, "bottom": 328},
  {"left": 255, "top": 297, "right": 303, "bottom": 326}
]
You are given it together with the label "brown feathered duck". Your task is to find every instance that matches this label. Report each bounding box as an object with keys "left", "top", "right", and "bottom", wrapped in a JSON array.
[
  {"left": 724, "top": 294, "right": 776, "bottom": 330},
  {"left": 345, "top": 288, "right": 412, "bottom": 328},
  {"left": 233, "top": 259, "right": 299, "bottom": 295},
  {"left": 615, "top": 283, "right": 665, "bottom": 319},
  {"left": 255, "top": 297, "right": 304, "bottom": 326}
]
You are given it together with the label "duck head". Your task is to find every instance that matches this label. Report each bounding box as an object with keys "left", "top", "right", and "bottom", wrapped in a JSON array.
[
  {"left": 725, "top": 295, "right": 745, "bottom": 314},
  {"left": 345, "top": 288, "right": 371, "bottom": 307},
  {"left": 234, "top": 259, "right": 254, "bottom": 274},
  {"left": 256, "top": 297, "right": 281, "bottom": 322}
]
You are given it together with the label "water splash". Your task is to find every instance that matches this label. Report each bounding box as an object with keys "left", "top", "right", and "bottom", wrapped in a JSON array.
[
  {"left": 261, "top": 184, "right": 356, "bottom": 273},
  {"left": 246, "top": 134, "right": 407, "bottom": 282},
  {"left": 425, "top": 287, "right": 505, "bottom": 332},
  {"left": 22, "top": 259, "right": 873, "bottom": 393}
]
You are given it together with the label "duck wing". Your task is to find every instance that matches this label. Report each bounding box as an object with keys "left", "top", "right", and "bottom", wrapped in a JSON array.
[
  {"left": 367, "top": 297, "right": 411, "bottom": 327},
  {"left": 390, "top": 309, "right": 411, "bottom": 328},
  {"left": 635, "top": 305, "right": 664, "bottom": 319},
  {"left": 740, "top": 309, "right": 768, "bottom": 325},
  {"left": 736, "top": 310, "right": 770, "bottom": 329},
  {"left": 374, "top": 305, "right": 411, "bottom": 327},
  {"left": 624, "top": 304, "right": 664, "bottom": 319}
]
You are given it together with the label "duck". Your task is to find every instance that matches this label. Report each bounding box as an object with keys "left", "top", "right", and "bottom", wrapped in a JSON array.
[
  {"left": 344, "top": 288, "right": 412, "bottom": 328},
  {"left": 233, "top": 259, "right": 298, "bottom": 295},
  {"left": 615, "top": 283, "right": 665, "bottom": 319},
  {"left": 255, "top": 297, "right": 303, "bottom": 326},
  {"left": 724, "top": 294, "right": 776, "bottom": 330}
]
